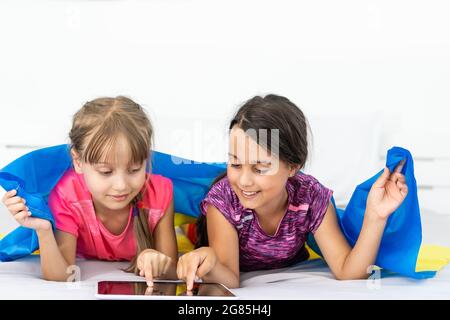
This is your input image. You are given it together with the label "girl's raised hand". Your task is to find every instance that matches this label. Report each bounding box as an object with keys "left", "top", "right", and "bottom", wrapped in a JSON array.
[
  {"left": 176, "top": 247, "right": 217, "bottom": 291},
  {"left": 2, "top": 189, "right": 51, "bottom": 231},
  {"left": 366, "top": 160, "right": 408, "bottom": 221},
  {"left": 136, "top": 249, "right": 172, "bottom": 287}
]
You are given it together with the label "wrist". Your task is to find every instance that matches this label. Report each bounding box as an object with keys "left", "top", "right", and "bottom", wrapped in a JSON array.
[
  {"left": 364, "top": 209, "right": 388, "bottom": 226},
  {"left": 199, "top": 246, "right": 215, "bottom": 257},
  {"left": 139, "top": 248, "right": 157, "bottom": 256},
  {"left": 36, "top": 227, "right": 53, "bottom": 238}
]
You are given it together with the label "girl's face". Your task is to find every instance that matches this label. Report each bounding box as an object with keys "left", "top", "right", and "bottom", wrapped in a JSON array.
[
  {"left": 72, "top": 135, "right": 147, "bottom": 215},
  {"left": 227, "top": 126, "right": 298, "bottom": 213}
]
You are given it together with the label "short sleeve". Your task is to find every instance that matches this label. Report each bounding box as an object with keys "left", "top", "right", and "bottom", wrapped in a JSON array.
[
  {"left": 144, "top": 174, "right": 173, "bottom": 213},
  {"left": 199, "top": 178, "right": 238, "bottom": 228},
  {"left": 144, "top": 175, "right": 173, "bottom": 232},
  {"left": 308, "top": 180, "right": 333, "bottom": 234},
  {"left": 48, "top": 188, "right": 80, "bottom": 237},
  {"left": 160, "top": 177, "right": 174, "bottom": 212}
]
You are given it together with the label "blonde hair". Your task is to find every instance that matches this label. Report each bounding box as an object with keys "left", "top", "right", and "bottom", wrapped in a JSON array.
[{"left": 69, "top": 96, "right": 153, "bottom": 273}]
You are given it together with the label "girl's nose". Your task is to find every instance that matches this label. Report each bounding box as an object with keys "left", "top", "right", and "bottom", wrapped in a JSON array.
[
  {"left": 112, "top": 175, "right": 128, "bottom": 191},
  {"left": 239, "top": 169, "right": 254, "bottom": 188}
]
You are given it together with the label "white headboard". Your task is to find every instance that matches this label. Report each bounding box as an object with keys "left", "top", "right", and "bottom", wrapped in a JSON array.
[{"left": 381, "top": 131, "right": 450, "bottom": 215}]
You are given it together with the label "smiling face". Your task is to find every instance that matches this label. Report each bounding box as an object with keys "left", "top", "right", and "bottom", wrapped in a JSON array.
[
  {"left": 227, "top": 126, "right": 298, "bottom": 214},
  {"left": 72, "top": 134, "right": 147, "bottom": 215}
]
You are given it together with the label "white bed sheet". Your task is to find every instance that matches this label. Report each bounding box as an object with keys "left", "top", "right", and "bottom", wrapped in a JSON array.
[{"left": 1, "top": 211, "right": 449, "bottom": 300}]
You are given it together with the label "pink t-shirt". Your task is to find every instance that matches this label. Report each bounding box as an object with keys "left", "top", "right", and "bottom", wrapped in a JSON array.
[{"left": 48, "top": 168, "right": 173, "bottom": 261}]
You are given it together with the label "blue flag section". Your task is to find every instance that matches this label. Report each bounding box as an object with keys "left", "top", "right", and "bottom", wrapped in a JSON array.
[
  {"left": 306, "top": 147, "right": 435, "bottom": 279},
  {"left": 0, "top": 145, "right": 435, "bottom": 278},
  {"left": 0, "top": 145, "right": 72, "bottom": 261}
]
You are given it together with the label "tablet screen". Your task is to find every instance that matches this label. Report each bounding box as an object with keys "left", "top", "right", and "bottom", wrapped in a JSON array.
[{"left": 97, "top": 281, "right": 236, "bottom": 298}]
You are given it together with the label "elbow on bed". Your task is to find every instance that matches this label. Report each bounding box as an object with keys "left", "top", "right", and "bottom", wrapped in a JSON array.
[
  {"left": 333, "top": 271, "right": 369, "bottom": 281},
  {"left": 42, "top": 275, "right": 66, "bottom": 282},
  {"left": 226, "top": 277, "right": 240, "bottom": 289},
  {"left": 228, "top": 283, "right": 240, "bottom": 289},
  {"left": 41, "top": 270, "right": 73, "bottom": 282},
  {"left": 225, "top": 273, "right": 241, "bottom": 289}
]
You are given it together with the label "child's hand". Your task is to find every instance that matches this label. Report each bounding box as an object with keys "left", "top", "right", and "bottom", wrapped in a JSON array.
[
  {"left": 2, "top": 189, "right": 51, "bottom": 231},
  {"left": 136, "top": 249, "right": 172, "bottom": 287},
  {"left": 176, "top": 247, "right": 217, "bottom": 291},
  {"left": 366, "top": 160, "right": 408, "bottom": 221}
]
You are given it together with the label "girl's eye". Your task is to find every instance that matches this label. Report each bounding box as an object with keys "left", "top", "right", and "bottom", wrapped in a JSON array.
[
  {"left": 129, "top": 168, "right": 142, "bottom": 174},
  {"left": 230, "top": 163, "right": 241, "bottom": 168},
  {"left": 99, "top": 171, "right": 112, "bottom": 176},
  {"left": 254, "top": 167, "right": 269, "bottom": 174}
]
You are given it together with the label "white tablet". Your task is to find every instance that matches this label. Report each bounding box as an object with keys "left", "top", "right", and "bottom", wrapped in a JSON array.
[{"left": 95, "top": 280, "right": 239, "bottom": 300}]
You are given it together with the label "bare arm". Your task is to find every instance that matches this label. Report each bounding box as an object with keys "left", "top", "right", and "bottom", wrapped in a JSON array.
[
  {"left": 313, "top": 203, "right": 385, "bottom": 280},
  {"left": 37, "top": 228, "right": 77, "bottom": 282},
  {"left": 314, "top": 162, "right": 408, "bottom": 280},
  {"left": 2, "top": 189, "right": 77, "bottom": 282},
  {"left": 201, "top": 204, "right": 240, "bottom": 288},
  {"left": 152, "top": 199, "right": 178, "bottom": 279},
  {"left": 177, "top": 204, "right": 240, "bottom": 289}
]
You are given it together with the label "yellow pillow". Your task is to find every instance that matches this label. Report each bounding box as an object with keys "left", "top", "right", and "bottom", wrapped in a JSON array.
[
  {"left": 174, "top": 212, "right": 196, "bottom": 227},
  {"left": 174, "top": 213, "right": 197, "bottom": 254},
  {"left": 176, "top": 227, "right": 195, "bottom": 254}
]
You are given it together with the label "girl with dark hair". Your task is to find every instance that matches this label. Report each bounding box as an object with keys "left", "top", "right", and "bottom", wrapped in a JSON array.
[{"left": 177, "top": 94, "right": 407, "bottom": 289}]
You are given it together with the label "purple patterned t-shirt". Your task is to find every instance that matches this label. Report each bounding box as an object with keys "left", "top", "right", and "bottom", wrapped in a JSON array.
[{"left": 200, "top": 173, "right": 333, "bottom": 272}]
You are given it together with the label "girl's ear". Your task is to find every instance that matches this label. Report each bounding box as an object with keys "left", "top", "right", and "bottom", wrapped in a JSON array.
[
  {"left": 288, "top": 164, "right": 301, "bottom": 177},
  {"left": 71, "top": 148, "right": 83, "bottom": 174}
]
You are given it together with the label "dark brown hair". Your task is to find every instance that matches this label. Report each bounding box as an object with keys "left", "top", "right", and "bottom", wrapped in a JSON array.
[
  {"left": 196, "top": 94, "right": 310, "bottom": 247},
  {"left": 69, "top": 96, "right": 153, "bottom": 272}
]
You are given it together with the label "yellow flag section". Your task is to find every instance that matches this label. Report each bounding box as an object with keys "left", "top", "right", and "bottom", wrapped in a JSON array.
[
  {"left": 304, "top": 244, "right": 450, "bottom": 272},
  {"left": 305, "top": 243, "right": 450, "bottom": 273},
  {"left": 304, "top": 242, "right": 450, "bottom": 272},
  {"left": 416, "top": 244, "right": 450, "bottom": 272}
]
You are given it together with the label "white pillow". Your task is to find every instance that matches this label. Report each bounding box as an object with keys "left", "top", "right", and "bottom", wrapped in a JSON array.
[{"left": 303, "top": 112, "right": 382, "bottom": 207}]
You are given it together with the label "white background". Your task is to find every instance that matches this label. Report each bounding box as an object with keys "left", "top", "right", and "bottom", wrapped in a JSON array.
[{"left": 1, "top": 0, "right": 450, "bottom": 233}]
